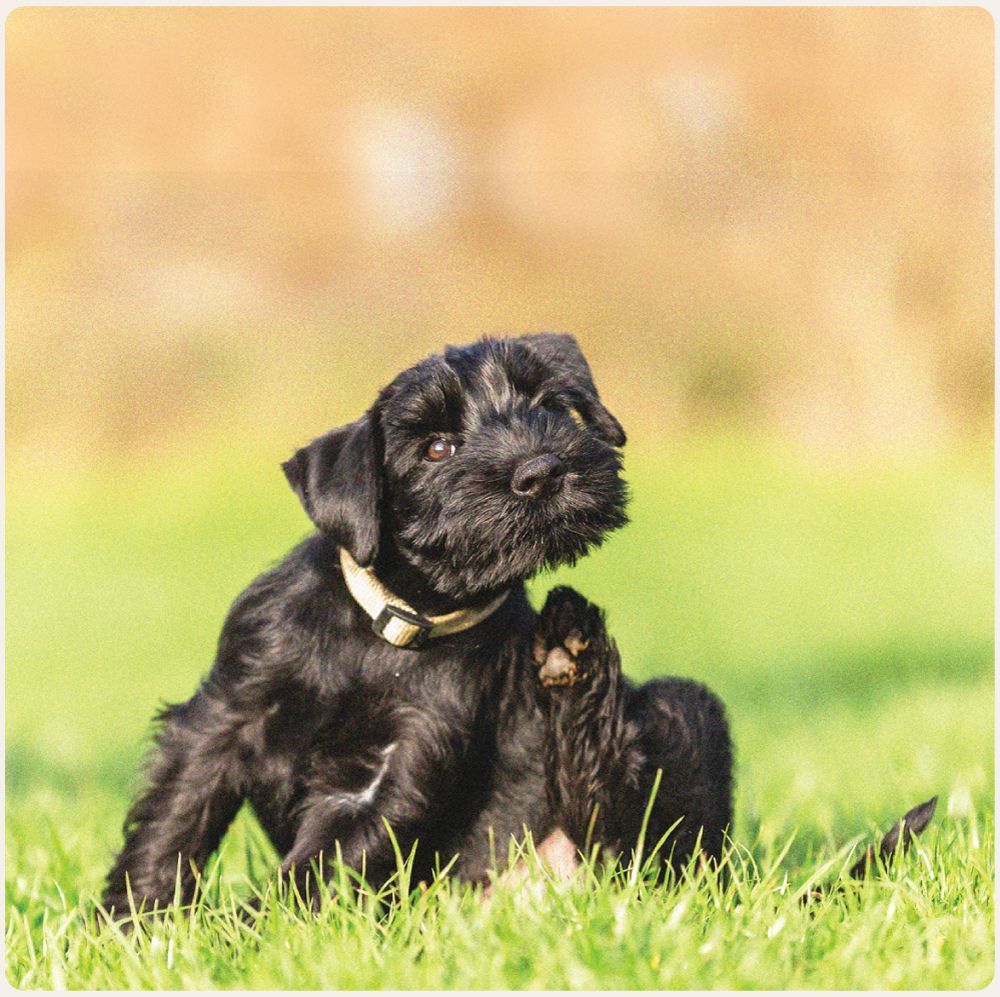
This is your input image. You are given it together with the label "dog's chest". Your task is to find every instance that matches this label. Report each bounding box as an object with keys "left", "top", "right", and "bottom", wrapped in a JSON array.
[{"left": 264, "top": 640, "right": 503, "bottom": 772}]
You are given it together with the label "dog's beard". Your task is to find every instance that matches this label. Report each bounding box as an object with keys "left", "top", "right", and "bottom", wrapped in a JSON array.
[{"left": 391, "top": 425, "right": 629, "bottom": 601}]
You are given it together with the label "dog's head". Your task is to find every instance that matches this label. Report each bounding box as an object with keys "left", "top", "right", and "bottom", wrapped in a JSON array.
[{"left": 283, "top": 334, "right": 628, "bottom": 600}]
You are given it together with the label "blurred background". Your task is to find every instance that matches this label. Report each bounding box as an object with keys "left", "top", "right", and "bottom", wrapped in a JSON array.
[
  {"left": 7, "top": 7, "right": 993, "bottom": 464},
  {"left": 5, "top": 6, "right": 993, "bottom": 896}
]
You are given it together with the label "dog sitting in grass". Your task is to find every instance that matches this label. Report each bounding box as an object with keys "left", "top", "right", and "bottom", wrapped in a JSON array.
[{"left": 101, "top": 333, "right": 931, "bottom": 920}]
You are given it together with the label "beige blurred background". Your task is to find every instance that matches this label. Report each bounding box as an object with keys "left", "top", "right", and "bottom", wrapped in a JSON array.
[{"left": 6, "top": 6, "right": 993, "bottom": 472}]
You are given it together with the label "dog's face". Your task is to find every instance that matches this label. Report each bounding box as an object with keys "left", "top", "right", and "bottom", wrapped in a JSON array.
[{"left": 283, "top": 334, "right": 628, "bottom": 600}]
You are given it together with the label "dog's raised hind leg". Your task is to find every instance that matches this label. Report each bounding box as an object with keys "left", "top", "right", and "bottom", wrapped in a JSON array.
[
  {"left": 534, "top": 587, "right": 734, "bottom": 877},
  {"left": 533, "top": 587, "right": 645, "bottom": 860}
]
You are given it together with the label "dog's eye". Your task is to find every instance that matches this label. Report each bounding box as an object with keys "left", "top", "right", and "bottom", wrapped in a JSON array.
[{"left": 424, "top": 438, "right": 456, "bottom": 462}]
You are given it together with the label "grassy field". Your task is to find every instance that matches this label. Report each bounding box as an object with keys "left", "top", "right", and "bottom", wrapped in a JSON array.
[{"left": 5, "top": 434, "right": 994, "bottom": 988}]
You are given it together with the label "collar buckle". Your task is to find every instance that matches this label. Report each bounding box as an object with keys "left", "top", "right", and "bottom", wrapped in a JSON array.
[{"left": 372, "top": 604, "right": 433, "bottom": 649}]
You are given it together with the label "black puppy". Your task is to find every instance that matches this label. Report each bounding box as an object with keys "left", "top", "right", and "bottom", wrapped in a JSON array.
[{"left": 102, "top": 333, "right": 733, "bottom": 917}]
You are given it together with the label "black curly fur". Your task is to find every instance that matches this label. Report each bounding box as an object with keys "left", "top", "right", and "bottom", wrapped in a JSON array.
[{"left": 101, "top": 333, "right": 929, "bottom": 922}]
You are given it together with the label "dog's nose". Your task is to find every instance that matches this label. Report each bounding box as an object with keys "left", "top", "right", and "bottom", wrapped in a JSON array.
[{"left": 511, "top": 454, "right": 566, "bottom": 499}]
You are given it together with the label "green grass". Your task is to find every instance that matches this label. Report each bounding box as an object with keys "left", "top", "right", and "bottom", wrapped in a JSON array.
[{"left": 5, "top": 434, "right": 994, "bottom": 988}]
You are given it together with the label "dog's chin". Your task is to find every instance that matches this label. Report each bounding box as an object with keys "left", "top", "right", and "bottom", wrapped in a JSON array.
[{"left": 399, "top": 484, "right": 629, "bottom": 602}]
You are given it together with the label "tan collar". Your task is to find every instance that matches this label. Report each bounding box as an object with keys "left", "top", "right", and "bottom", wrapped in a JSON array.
[{"left": 339, "top": 547, "right": 509, "bottom": 649}]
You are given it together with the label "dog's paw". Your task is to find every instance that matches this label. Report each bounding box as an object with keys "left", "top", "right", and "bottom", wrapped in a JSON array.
[{"left": 532, "top": 587, "right": 608, "bottom": 688}]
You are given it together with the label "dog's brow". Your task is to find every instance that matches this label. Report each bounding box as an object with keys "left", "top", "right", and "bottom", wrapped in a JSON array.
[
  {"left": 389, "top": 366, "right": 463, "bottom": 432},
  {"left": 507, "top": 343, "right": 558, "bottom": 400},
  {"left": 473, "top": 355, "right": 516, "bottom": 415}
]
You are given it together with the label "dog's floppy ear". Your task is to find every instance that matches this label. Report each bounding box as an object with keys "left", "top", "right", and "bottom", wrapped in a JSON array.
[
  {"left": 282, "top": 413, "right": 383, "bottom": 565},
  {"left": 522, "top": 332, "right": 626, "bottom": 446}
]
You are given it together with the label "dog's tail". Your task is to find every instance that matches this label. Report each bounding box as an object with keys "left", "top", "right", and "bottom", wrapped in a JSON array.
[
  {"left": 804, "top": 795, "right": 938, "bottom": 903},
  {"left": 846, "top": 796, "right": 938, "bottom": 879}
]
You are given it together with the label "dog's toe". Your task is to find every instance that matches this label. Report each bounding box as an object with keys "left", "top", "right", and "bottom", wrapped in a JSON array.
[
  {"left": 563, "top": 628, "right": 590, "bottom": 657},
  {"left": 539, "top": 587, "right": 590, "bottom": 637},
  {"left": 539, "top": 587, "right": 601, "bottom": 643}
]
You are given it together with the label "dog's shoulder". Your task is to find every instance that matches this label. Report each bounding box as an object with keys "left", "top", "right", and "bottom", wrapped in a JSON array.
[{"left": 211, "top": 533, "right": 355, "bottom": 678}]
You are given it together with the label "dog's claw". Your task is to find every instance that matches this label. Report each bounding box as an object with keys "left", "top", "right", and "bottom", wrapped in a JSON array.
[{"left": 534, "top": 587, "right": 607, "bottom": 688}]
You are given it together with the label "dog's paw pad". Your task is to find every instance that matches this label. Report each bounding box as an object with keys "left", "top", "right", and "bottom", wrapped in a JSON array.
[
  {"left": 539, "top": 646, "right": 583, "bottom": 687},
  {"left": 534, "top": 587, "right": 608, "bottom": 687}
]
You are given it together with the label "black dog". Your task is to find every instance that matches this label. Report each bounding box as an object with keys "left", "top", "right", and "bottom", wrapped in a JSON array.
[
  {"left": 101, "top": 333, "right": 732, "bottom": 916},
  {"left": 102, "top": 333, "right": 930, "bottom": 919}
]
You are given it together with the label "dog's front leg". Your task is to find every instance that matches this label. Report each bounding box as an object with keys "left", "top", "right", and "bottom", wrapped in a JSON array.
[
  {"left": 276, "top": 738, "right": 445, "bottom": 906},
  {"left": 101, "top": 686, "right": 244, "bottom": 921},
  {"left": 533, "top": 587, "right": 645, "bottom": 860},
  {"left": 278, "top": 808, "right": 405, "bottom": 907}
]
